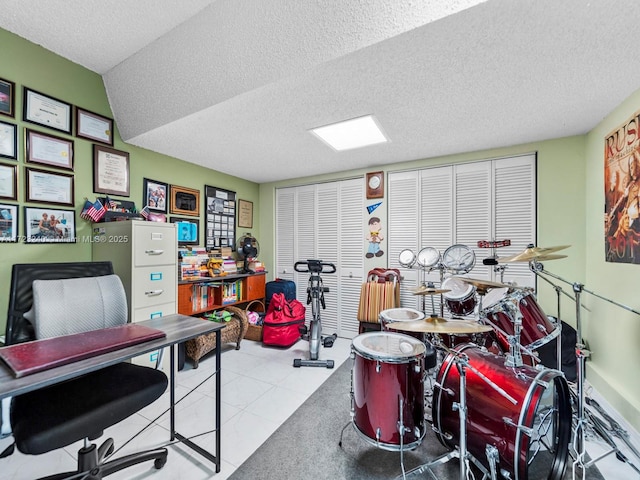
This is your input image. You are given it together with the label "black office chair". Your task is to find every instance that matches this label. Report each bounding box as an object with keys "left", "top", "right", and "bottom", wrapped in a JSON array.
[{"left": 3, "top": 262, "right": 169, "bottom": 479}]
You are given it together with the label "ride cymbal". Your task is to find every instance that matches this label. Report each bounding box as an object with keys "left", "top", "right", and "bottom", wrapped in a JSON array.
[
  {"left": 456, "top": 277, "right": 512, "bottom": 290},
  {"left": 388, "top": 317, "right": 493, "bottom": 334},
  {"left": 410, "top": 286, "right": 451, "bottom": 296}
]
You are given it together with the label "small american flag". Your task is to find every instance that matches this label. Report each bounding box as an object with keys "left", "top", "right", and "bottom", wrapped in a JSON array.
[
  {"left": 105, "top": 196, "right": 118, "bottom": 210},
  {"left": 86, "top": 199, "right": 106, "bottom": 222},
  {"left": 139, "top": 205, "right": 150, "bottom": 219},
  {"left": 79, "top": 199, "right": 93, "bottom": 221}
]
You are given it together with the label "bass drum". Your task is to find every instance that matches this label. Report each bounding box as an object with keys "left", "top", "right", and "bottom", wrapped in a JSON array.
[
  {"left": 432, "top": 344, "right": 571, "bottom": 480},
  {"left": 351, "top": 332, "right": 426, "bottom": 451}
]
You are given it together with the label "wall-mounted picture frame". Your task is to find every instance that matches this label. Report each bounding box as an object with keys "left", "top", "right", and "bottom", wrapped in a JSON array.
[
  {"left": 170, "top": 216, "right": 199, "bottom": 246},
  {"left": 237, "top": 199, "right": 253, "bottom": 228},
  {"left": 23, "top": 87, "right": 72, "bottom": 134},
  {"left": 0, "top": 203, "right": 18, "bottom": 242},
  {"left": 170, "top": 185, "right": 200, "bottom": 217},
  {"left": 25, "top": 128, "right": 74, "bottom": 171},
  {"left": 143, "top": 178, "right": 168, "bottom": 213},
  {"left": 205, "top": 185, "right": 236, "bottom": 250},
  {"left": 24, "top": 206, "right": 76, "bottom": 243},
  {"left": 25, "top": 167, "right": 74, "bottom": 206},
  {"left": 76, "top": 107, "right": 114, "bottom": 146},
  {"left": 0, "top": 163, "right": 17, "bottom": 200},
  {"left": 0, "top": 120, "right": 17, "bottom": 160},
  {"left": 93, "top": 144, "right": 130, "bottom": 196},
  {"left": 0, "top": 78, "right": 15, "bottom": 118},
  {"left": 366, "top": 171, "right": 384, "bottom": 199}
]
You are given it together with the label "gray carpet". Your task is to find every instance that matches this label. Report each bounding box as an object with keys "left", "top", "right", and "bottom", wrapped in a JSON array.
[{"left": 229, "top": 360, "right": 605, "bottom": 480}]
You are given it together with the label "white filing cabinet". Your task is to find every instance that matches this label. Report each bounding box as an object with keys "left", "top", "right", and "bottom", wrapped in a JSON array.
[{"left": 92, "top": 220, "right": 177, "bottom": 371}]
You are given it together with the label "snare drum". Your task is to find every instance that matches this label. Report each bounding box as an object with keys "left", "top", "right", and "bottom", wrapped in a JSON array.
[
  {"left": 442, "top": 277, "right": 476, "bottom": 316},
  {"left": 351, "top": 332, "right": 426, "bottom": 450},
  {"left": 380, "top": 307, "right": 425, "bottom": 331},
  {"left": 433, "top": 344, "right": 571, "bottom": 480},
  {"left": 483, "top": 289, "right": 559, "bottom": 350}
]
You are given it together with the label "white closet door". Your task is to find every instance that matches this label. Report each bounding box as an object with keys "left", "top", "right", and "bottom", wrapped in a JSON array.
[
  {"left": 275, "top": 187, "right": 296, "bottom": 280},
  {"left": 317, "top": 182, "right": 339, "bottom": 333},
  {"left": 294, "top": 186, "right": 317, "bottom": 302},
  {"left": 338, "top": 178, "right": 364, "bottom": 337}
]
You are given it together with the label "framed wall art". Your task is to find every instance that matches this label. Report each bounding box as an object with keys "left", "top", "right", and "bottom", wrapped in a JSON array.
[
  {"left": 93, "top": 144, "right": 130, "bottom": 196},
  {"left": 23, "top": 87, "right": 72, "bottom": 134},
  {"left": 0, "top": 203, "right": 18, "bottom": 242},
  {"left": 0, "top": 77, "right": 15, "bottom": 118},
  {"left": 0, "top": 120, "right": 17, "bottom": 159},
  {"left": 26, "top": 128, "right": 74, "bottom": 170},
  {"left": 170, "top": 185, "right": 200, "bottom": 217},
  {"left": 25, "top": 167, "right": 74, "bottom": 206},
  {"left": 0, "top": 163, "right": 17, "bottom": 200},
  {"left": 170, "top": 216, "right": 199, "bottom": 246},
  {"left": 205, "top": 185, "right": 236, "bottom": 250},
  {"left": 24, "top": 206, "right": 76, "bottom": 243},
  {"left": 143, "top": 178, "right": 168, "bottom": 213},
  {"left": 76, "top": 107, "right": 114, "bottom": 146},
  {"left": 237, "top": 199, "right": 253, "bottom": 228}
]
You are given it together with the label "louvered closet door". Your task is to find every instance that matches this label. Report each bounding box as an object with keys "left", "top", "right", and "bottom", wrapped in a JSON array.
[
  {"left": 388, "top": 171, "right": 421, "bottom": 310},
  {"left": 493, "top": 155, "right": 536, "bottom": 288},
  {"left": 337, "top": 178, "right": 364, "bottom": 338},
  {"left": 294, "top": 186, "right": 317, "bottom": 303},
  {"left": 275, "top": 187, "right": 296, "bottom": 281},
  {"left": 316, "top": 182, "right": 339, "bottom": 333}
]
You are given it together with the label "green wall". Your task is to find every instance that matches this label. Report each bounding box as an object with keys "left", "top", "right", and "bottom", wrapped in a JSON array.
[{"left": 0, "top": 28, "right": 260, "bottom": 333}]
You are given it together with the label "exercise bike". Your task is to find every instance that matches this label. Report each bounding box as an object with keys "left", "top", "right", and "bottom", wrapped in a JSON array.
[{"left": 293, "top": 259, "right": 337, "bottom": 369}]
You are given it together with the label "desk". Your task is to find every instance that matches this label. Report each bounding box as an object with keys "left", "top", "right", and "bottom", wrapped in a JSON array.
[{"left": 0, "top": 314, "right": 223, "bottom": 473}]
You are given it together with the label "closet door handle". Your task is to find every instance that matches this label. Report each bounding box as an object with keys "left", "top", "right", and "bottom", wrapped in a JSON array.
[
  {"left": 145, "top": 289, "right": 164, "bottom": 296},
  {"left": 145, "top": 249, "right": 164, "bottom": 255}
]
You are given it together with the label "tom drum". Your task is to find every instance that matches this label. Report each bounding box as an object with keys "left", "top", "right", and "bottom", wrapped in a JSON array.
[{"left": 442, "top": 276, "right": 477, "bottom": 317}]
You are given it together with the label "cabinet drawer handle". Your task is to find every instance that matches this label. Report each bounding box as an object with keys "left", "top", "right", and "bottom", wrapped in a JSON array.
[
  {"left": 145, "top": 249, "right": 164, "bottom": 255},
  {"left": 145, "top": 289, "right": 164, "bottom": 296}
]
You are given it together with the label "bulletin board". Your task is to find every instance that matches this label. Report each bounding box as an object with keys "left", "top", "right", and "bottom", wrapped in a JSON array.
[{"left": 205, "top": 185, "right": 236, "bottom": 250}]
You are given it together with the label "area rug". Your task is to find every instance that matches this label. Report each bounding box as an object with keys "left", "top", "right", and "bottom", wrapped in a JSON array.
[{"left": 229, "top": 360, "right": 605, "bottom": 480}]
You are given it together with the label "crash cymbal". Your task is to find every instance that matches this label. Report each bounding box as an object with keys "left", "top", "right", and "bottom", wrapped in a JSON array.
[
  {"left": 532, "top": 254, "right": 567, "bottom": 262},
  {"left": 456, "top": 277, "right": 512, "bottom": 290},
  {"left": 411, "top": 286, "right": 451, "bottom": 295},
  {"left": 388, "top": 317, "right": 493, "bottom": 334},
  {"left": 498, "top": 244, "right": 570, "bottom": 263}
]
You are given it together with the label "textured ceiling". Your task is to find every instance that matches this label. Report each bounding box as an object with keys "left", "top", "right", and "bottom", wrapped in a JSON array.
[{"left": 1, "top": 0, "right": 639, "bottom": 183}]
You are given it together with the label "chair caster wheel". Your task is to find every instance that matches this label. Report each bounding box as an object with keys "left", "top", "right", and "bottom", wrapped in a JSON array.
[
  {"left": 327, "top": 360, "right": 334, "bottom": 369},
  {"left": 154, "top": 457, "right": 167, "bottom": 469},
  {"left": 293, "top": 359, "right": 301, "bottom": 368}
]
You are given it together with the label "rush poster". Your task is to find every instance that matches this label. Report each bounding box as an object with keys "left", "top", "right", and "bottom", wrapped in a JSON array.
[{"left": 604, "top": 109, "right": 640, "bottom": 263}]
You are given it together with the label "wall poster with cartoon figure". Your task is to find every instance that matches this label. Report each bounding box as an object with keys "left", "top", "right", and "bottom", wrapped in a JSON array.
[
  {"left": 366, "top": 215, "right": 384, "bottom": 258},
  {"left": 605, "top": 108, "right": 640, "bottom": 263}
]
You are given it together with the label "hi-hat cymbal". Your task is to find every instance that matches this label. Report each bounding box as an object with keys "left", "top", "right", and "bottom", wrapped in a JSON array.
[
  {"left": 388, "top": 317, "right": 493, "bottom": 334},
  {"left": 411, "top": 286, "right": 451, "bottom": 296},
  {"left": 498, "top": 244, "right": 570, "bottom": 263}
]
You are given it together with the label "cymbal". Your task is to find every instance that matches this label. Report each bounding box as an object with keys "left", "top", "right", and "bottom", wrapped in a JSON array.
[
  {"left": 388, "top": 317, "right": 493, "bottom": 334},
  {"left": 411, "top": 286, "right": 451, "bottom": 296},
  {"left": 498, "top": 245, "right": 570, "bottom": 263},
  {"left": 455, "top": 277, "right": 512, "bottom": 291}
]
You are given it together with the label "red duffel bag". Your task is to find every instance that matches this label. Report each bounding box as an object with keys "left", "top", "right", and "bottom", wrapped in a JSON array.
[{"left": 262, "top": 292, "right": 306, "bottom": 347}]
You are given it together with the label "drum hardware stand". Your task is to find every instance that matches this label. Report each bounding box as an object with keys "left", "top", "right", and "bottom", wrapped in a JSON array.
[{"left": 531, "top": 264, "right": 640, "bottom": 478}]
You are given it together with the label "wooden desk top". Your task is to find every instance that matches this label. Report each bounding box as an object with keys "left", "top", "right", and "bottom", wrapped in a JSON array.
[{"left": 0, "top": 314, "right": 223, "bottom": 400}]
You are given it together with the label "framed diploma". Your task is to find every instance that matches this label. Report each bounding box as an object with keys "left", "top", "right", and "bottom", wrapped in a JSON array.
[
  {"left": 93, "top": 145, "right": 130, "bottom": 196},
  {"left": 25, "top": 167, "right": 74, "bottom": 206},
  {"left": 0, "top": 163, "right": 17, "bottom": 200},
  {"left": 0, "top": 120, "right": 17, "bottom": 160},
  {"left": 0, "top": 78, "right": 15, "bottom": 118},
  {"left": 23, "top": 87, "right": 72, "bottom": 134},
  {"left": 0, "top": 203, "right": 18, "bottom": 242},
  {"left": 26, "top": 129, "right": 74, "bottom": 171},
  {"left": 76, "top": 107, "right": 114, "bottom": 146}
]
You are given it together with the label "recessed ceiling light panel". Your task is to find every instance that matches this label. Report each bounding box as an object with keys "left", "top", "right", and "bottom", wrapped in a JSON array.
[{"left": 310, "top": 115, "right": 388, "bottom": 151}]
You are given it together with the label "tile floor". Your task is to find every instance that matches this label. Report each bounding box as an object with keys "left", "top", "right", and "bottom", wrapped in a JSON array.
[{"left": 0, "top": 337, "right": 638, "bottom": 479}]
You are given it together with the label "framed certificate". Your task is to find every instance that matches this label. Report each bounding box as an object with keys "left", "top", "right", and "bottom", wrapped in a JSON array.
[
  {"left": 76, "top": 107, "right": 113, "bottom": 146},
  {"left": 237, "top": 199, "right": 253, "bottom": 228},
  {"left": 23, "top": 87, "right": 72, "bottom": 134},
  {"left": 26, "top": 128, "right": 74, "bottom": 171},
  {"left": 0, "top": 163, "right": 17, "bottom": 200},
  {"left": 25, "top": 167, "right": 74, "bottom": 206},
  {"left": 0, "top": 120, "right": 17, "bottom": 160},
  {"left": 93, "top": 145, "right": 130, "bottom": 196}
]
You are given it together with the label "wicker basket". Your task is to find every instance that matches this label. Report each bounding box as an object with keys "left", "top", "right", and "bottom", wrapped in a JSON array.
[{"left": 245, "top": 323, "right": 263, "bottom": 341}]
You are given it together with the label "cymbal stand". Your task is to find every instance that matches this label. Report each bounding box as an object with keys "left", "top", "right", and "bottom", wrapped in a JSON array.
[
  {"left": 425, "top": 262, "right": 446, "bottom": 318},
  {"left": 531, "top": 265, "right": 640, "bottom": 478},
  {"left": 493, "top": 264, "right": 507, "bottom": 284}
]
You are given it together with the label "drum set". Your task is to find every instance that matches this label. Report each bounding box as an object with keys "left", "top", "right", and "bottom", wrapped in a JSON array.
[{"left": 343, "top": 243, "right": 631, "bottom": 480}]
